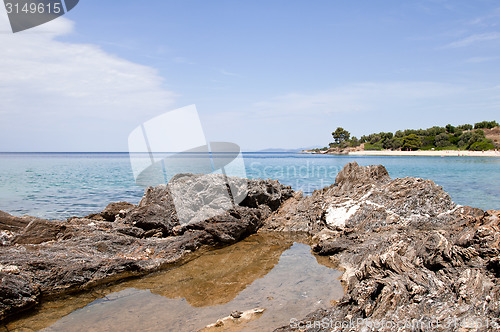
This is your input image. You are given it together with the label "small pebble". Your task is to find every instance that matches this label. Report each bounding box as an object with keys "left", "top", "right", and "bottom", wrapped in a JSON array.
[{"left": 230, "top": 311, "right": 243, "bottom": 319}]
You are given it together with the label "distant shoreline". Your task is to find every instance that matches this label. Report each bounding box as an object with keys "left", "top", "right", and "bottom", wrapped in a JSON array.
[{"left": 305, "top": 149, "right": 500, "bottom": 157}]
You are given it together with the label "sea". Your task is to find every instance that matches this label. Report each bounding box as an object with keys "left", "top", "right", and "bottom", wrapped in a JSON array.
[{"left": 0, "top": 152, "right": 499, "bottom": 220}]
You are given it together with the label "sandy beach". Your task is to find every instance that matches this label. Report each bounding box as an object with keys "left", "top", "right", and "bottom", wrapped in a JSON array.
[{"left": 347, "top": 149, "right": 500, "bottom": 157}]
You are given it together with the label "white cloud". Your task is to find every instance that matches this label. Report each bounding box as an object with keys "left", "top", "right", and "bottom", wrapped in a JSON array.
[
  {"left": 251, "top": 82, "right": 463, "bottom": 117},
  {"left": 443, "top": 32, "right": 500, "bottom": 48},
  {"left": 465, "top": 56, "right": 499, "bottom": 63},
  {"left": 467, "top": 8, "right": 500, "bottom": 27},
  {"left": 0, "top": 11, "right": 176, "bottom": 151},
  {"left": 220, "top": 69, "right": 239, "bottom": 77}
]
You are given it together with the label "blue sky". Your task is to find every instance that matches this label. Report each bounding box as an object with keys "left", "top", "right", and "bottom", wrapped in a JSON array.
[{"left": 1, "top": 0, "right": 499, "bottom": 151}]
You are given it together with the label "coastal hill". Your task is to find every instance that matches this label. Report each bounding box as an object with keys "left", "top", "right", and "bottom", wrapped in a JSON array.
[{"left": 306, "top": 120, "right": 500, "bottom": 155}]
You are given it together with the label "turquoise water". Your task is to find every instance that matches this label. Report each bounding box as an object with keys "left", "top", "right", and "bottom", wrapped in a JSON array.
[{"left": 0, "top": 152, "right": 499, "bottom": 220}]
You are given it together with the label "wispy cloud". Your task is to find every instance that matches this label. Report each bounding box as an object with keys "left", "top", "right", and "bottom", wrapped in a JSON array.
[
  {"left": 220, "top": 69, "right": 240, "bottom": 77},
  {"left": 443, "top": 32, "right": 500, "bottom": 48},
  {"left": 202, "top": 82, "right": 484, "bottom": 150},
  {"left": 251, "top": 82, "right": 463, "bottom": 118},
  {"left": 465, "top": 56, "right": 499, "bottom": 63},
  {"left": 467, "top": 8, "right": 500, "bottom": 27}
]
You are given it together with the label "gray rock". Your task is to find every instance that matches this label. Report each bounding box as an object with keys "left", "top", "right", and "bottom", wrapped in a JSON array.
[
  {"left": 272, "top": 162, "right": 500, "bottom": 331},
  {"left": 0, "top": 176, "right": 292, "bottom": 323},
  {"left": 0, "top": 273, "right": 39, "bottom": 321},
  {"left": 241, "top": 178, "right": 294, "bottom": 211}
]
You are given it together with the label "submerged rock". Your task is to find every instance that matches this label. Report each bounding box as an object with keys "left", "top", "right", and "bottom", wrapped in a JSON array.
[{"left": 201, "top": 308, "right": 266, "bottom": 331}]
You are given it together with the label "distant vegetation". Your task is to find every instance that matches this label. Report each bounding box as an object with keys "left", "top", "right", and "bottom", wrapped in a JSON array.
[{"left": 312, "top": 120, "right": 499, "bottom": 152}]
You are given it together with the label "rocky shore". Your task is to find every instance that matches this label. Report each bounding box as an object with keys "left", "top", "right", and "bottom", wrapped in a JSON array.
[
  {"left": 273, "top": 162, "right": 500, "bottom": 331},
  {"left": 1, "top": 163, "right": 499, "bottom": 331},
  {"left": 0, "top": 177, "right": 293, "bottom": 323}
]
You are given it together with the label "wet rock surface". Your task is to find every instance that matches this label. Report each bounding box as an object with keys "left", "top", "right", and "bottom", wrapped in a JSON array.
[{"left": 1, "top": 162, "right": 499, "bottom": 331}]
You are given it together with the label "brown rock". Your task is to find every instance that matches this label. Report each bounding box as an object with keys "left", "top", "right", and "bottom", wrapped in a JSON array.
[
  {"left": 0, "top": 211, "right": 33, "bottom": 232},
  {"left": 85, "top": 201, "right": 135, "bottom": 222},
  {"left": 13, "top": 219, "right": 67, "bottom": 245}
]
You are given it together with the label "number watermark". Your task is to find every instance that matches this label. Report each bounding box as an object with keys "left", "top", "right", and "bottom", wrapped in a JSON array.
[{"left": 3, "top": 0, "right": 79, "bottom": 33}]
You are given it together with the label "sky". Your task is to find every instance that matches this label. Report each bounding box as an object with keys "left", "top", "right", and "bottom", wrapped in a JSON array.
[{"left": 0, "top": 0, "right": 499, "bottom": 151}]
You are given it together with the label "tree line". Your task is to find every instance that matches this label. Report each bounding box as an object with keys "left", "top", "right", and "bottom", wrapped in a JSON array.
[{"left": 320, "top": 120, "right": 498, "bottom": 152}]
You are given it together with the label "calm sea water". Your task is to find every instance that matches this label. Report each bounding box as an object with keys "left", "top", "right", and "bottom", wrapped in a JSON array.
[{"left": 0, "top": 152, "right": 498, "bottom": 220}]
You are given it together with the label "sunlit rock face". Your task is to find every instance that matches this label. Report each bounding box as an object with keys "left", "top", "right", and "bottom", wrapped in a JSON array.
[{"left": 266, "top": 162, "right": 500, "bottom": 331}]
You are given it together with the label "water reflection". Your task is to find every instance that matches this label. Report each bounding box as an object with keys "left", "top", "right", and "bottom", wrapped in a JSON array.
[{"left": 5, "top": 233, "right": 343, "bottom": 332}]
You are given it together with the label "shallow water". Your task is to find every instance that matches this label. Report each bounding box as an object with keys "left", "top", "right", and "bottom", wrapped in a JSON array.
[
  {"left": 0, "top": 152, "right": 499, "bottom": 220},
  {"left": 4, "top": 233, "right": 343, "bottom": 332}
]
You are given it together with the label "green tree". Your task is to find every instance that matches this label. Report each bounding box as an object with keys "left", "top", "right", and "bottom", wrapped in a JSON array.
[
  {"left": 404, "top": 129, "right": 417, "bottom": 136},
  {"left": 380, "top": 132, "right": 394, "bottom": 140},
  {"left": 458, "top": 131, "right": 472, "bottom": 148},
  {"left": 384, "top": 138, "right": 402, "bottom": 150},
  {"left": 369, "top": 134, "right": 382, "bottom": 144},
  {"left": 458, "top": 129, "right": 486, "bottom": 149},
  {"left": 350, "top": 136, "right": 360, "bottom": 147},
  {"left": 445, "top": 124, "right": 455, "bottom": 134},
  {"left": 474, "top": 120, "right": 499, "bottom": 129},
  {"left": 457, "top": 124, "right": 473, "bottom": 131},
  {"left": 435, "top": 133, "right": 451, "bottom": 147},
  {"left": 331, "top": 127, "right": 350, "bottom": 144},
  {"left": 426, "top": 126, "right": 445, "bottom": 136},
  {"left": 469, "top": 139, "right": 495, "bottom": 151},
  {"left": 450, "top": 134, "right": 460, "bottom": 145},
  {"left": 402, "top": 134, "right": 422, "bottom": 151},
  {"left": 422, "top": 135, "right": 435, "bottom": 147}
]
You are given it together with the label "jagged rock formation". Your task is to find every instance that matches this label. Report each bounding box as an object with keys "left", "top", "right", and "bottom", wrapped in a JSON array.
[
  {"left": 0, "top": 176, "right": 293, "bottom": 322},
  {"left": 271, "top": 162, "right": 500, "bottom": 331}
]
